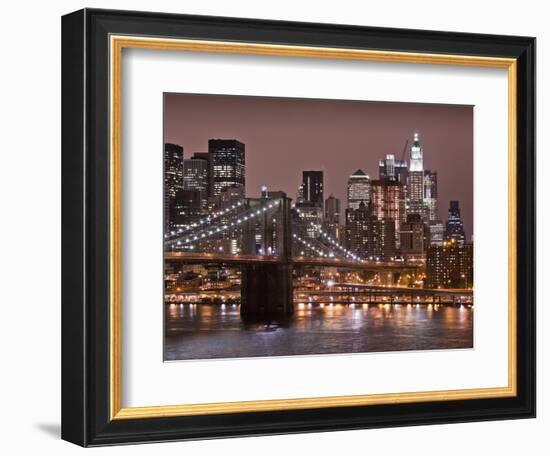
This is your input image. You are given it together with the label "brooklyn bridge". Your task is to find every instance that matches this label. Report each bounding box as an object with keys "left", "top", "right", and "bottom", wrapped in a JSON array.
[{"left": 165, "top": 193, "right": 471, "bottom": 317}]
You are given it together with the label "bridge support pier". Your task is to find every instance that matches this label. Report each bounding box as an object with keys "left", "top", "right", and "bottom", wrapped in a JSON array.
[{"left": 240, "top": 262, "right": 294, "bottom": 318}]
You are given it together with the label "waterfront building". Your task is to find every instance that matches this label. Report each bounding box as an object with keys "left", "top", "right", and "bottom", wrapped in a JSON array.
[
  {"left": 445, "top": 200, "right": 466, "bottom": 245},
  {"left": 208, "top": 139, "right": 245, "bottom": 197},
  {"left": 425, "top": 240, "right": 473, "bottom": 288}
]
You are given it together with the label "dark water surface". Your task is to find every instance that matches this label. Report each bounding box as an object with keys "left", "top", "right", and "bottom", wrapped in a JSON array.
[{"left": 164, "top": 303, "right": 473, "bottom": 361}]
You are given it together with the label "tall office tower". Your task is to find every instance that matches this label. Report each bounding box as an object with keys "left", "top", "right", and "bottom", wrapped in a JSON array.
[
  {"left": 348, "top": 202, "right": 370, "bottom": 255},
  {"left": 445, "top": 200, "right": 466, "bottom": 245},
  {"left": 324, "top": 194, "right": 341, "bottom": 240},
  {"left": 370, "top": 178, "right": 406, "bottom": 247},
  {"left": 408, "top": 132, "right": 425, "bottom": 217},
  {"left": 183, "top": 154, "right": 209, "bottom": 209},
  {"left": 191, "top": 151, "right": 210, "bottom": 191},
  {"left": 399, "top": 213, "right": 427, "bottom": 261},
  {"left": 347, "top": 169, "right": 371, "bottom": 210},
  {"left": 378, "top": 154, "right": 408, "bottom": 185},
  {"left": 302, "top": 171, "right": 324, "bottom": 207},
  {"left": 424, "top": 170, "right": 438, "bottom": 221},
  {"left": 324, "top": 194, "right": 340, "bottom": 224},
  {"left": 164, "top": 143, "right": 184, "bottom": 230},
  {"left": 208, "top": 139, "right": 245, "bottom": 197}
]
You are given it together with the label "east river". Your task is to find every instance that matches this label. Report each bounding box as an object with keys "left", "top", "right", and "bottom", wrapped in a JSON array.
[{"left": 164, "top": 302, "right": 473, "bottom": 361}]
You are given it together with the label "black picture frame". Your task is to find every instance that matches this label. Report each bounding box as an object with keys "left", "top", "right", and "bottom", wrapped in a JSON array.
[{"left": 62, "top": 8, "right": 536, "bottom": 447}]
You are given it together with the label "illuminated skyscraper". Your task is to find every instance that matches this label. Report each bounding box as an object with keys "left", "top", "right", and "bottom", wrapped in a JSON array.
[
  {"left": 445, "top": 200, "right": 466, "bottom": 245},
  {"left": 423, "top": 170, "right": 438, "bottom": 221},
  {"left": 183, "top": 153, "right": 209, "bottom": 209},
  {"left": 164, "top": 143, "right": 184, "bottom": 230},
  {"left": 379, "top": 154, "right": 408, "bottom": 185},
  {"left": 208, "top": 139, "right": 245, "bottom": 197},
  {"left": 347, "top": 169, "right": 371, "bottom": 210},
  {"left": 302, "top": 171, "right": 324, "bottom": 207},
  {"left": 370, "top": 178, "right": 406, "bottom": 247},
  {"left": 408, "top": 132, "right": 424, "bottom": 217},
  {"left": 295, "top": 171, "right": 324, "bottom": 238},
  {"left": 324, "top": 194, "right": 341, "bottom": 240}
]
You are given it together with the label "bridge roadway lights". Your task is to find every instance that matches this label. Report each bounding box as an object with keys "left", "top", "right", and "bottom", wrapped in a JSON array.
[{"left": 240, "top": 262, "right": 294, "bottom": 319}]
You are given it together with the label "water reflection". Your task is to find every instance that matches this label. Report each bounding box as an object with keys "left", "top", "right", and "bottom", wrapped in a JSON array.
[{"left": 165, "top": 303, "right": 473, "bottom": 361}]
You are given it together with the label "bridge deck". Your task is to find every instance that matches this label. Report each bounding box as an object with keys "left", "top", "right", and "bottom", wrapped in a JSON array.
[
  {"left": 165, "top": 252, "right": 422, "bottom": 271},
  {"left": 296, "top": 284, "right": 472, "bottom": 297}
]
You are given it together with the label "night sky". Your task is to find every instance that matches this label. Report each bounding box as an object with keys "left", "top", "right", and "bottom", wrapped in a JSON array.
[{"left": 164, "top": 93, "right": 473, "bottom": 239}]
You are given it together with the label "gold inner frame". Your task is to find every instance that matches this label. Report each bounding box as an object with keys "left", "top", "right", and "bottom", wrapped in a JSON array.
[{"left": 109, "top": 35, "right": 517, "bottom": 420}]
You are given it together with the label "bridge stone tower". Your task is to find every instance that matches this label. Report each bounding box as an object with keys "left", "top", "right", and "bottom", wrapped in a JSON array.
[{"left": 240, "top": 192, "right": 294, "bottom": 318}]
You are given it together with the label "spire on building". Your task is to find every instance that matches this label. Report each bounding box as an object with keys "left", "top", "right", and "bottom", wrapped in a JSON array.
[{"left": 410, "top": 131, "right": 423, "bottom": 172}]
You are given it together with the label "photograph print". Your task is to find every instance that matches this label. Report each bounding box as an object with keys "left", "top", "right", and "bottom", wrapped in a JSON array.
[{"left": 163, "top": 93, "right": 474, "bottom": 361}]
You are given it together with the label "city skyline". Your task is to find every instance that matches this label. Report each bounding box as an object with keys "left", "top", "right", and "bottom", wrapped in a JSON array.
[
  {"left": 163, "top": 93, "right": 474, "bottom": 361},
  {"left": 164, "top": 93, "right": 473, "bottom": 239}
]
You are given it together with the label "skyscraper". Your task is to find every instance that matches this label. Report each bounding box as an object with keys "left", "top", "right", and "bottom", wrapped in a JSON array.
[
  {"left": 347, "top": 169, "right": 371, "bottom": 210},
  {"left": 424, "top": 170, "right": 438, "bottom": 221},
  {"left": 183, "top": 154, "right": 209, "bottom": 209},
  {"left": 370, "top": 178, "right": 406, "bottom": 247},
  {"left": 445, "top": 200, "right": 466, "bottom": 245},
  {"left": 408, "top": 132, "right": 424, "bottom": 217},
  {"left": 208, "top": 139, "right": 245, "bottom": 197},
  {"left": 325, "top": 194, "right": 340, "bottom": 222},
  {"left": 324, "top": 194, "right": 341, "bottom": 240},
  {"left": 170, "top": 189, "right": 203, "bottom": 234},
  {"left": 164, "top": 143, "right": 184, "bottom": 230},
  {"left": 379, "top": 154, "right": 408, "bottom": 185},
  {"left": 348, "top": 202, "right": 370, "bottom": 255},
  {"left": 302, "top": 171, "right": 324, "bottom": 207}
]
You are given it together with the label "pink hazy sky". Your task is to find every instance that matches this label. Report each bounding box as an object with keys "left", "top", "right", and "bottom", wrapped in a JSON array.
[{"left": 164, "top": 93, "right": 473, "bottom": 239}]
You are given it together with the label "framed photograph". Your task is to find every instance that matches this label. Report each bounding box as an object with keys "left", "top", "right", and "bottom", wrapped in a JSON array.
[{"left": 62, "top": 8, "right": 536, "bottom": 446}]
